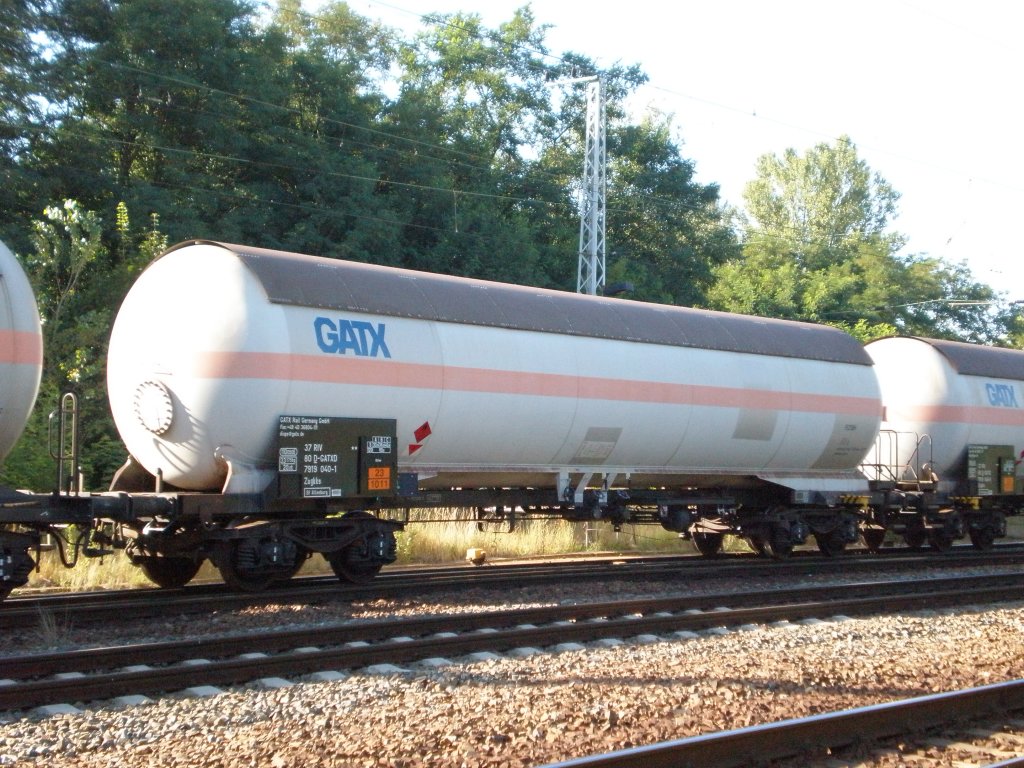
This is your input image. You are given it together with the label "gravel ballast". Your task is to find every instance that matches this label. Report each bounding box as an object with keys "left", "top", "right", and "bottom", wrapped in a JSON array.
[{"left": 3, "top": 601, "right": 1024, "bottom": 767}]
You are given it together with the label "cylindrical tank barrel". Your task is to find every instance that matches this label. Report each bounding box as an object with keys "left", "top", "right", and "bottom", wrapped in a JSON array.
[{"left": 107, "top": 241, "right": 882, "bottom": 492}]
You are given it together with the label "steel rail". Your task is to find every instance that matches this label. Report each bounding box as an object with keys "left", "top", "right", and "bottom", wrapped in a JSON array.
[
  {"left": 4, "top": 570, "right": 1024, "bottom": 681},
  {"left": 5, "top": 546, "right": 1023, "bottom": 630},
  {"left": 537, "top": 680, "right": 1024, "bottom": 768},
  {"left": 0, "top": 554, "right": 686, "bottom": 629},
  {"left": 2, "top": 570, "right": 1018, "bottom": 680}
]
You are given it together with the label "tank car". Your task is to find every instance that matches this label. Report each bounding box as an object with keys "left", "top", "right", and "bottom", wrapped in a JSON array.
[
  {"left": 0, "top": 239, "right": 45, "bottom": 600},
  {"left": 0, "top": 240, "right": 43, "bottom": 461},
  {"left": 98, "top": 240, "right": 885, "bottom": 587},
  {"left": 861, "top": 336, "right": 1024, "bottom": 550},
  {"left": 107, "top": 242, "right": 882, "bottom": 492}
]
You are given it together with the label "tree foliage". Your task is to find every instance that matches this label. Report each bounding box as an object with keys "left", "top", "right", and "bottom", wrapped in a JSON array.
[
  {"left": 605, "top": 113, "right": 739, "bottom": 305},
  {"left": 2, "top": 199, "right": 168, "bottom": 489},
  {"left": 0, "top": 0, "right": 46, "bottom": 252},
  {"left": 709, "top": 137, "right": 1004, "bottom": 343}
]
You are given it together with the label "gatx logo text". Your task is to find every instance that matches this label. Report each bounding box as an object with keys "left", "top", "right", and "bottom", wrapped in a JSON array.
[
  {"left": 314, "top": 317, "right": 391, "bottom": 358},
  {"left": 986, "top": 383, "right": 1019, "bottom": 408}
]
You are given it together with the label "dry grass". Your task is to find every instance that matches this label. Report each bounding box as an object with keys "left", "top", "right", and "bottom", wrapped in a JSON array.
[
  {"left": 391, "top": 514, "right": 684, "bottom": 564},
  {"left": 33, "top": 604, "right": 75, "bottom": 648},
  {"left": 27, "top": 550, "right": 153, "bottom": 592}
]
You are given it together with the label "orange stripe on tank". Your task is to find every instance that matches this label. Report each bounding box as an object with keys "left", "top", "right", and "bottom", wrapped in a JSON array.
[
  {"left": 191, "top": 350, "right": 882, "bottom": 417},
  {"left": 887, "top": 404, "right": 1024, "bottom": 427},
  {"left": 0, "top": 330, "right": 43, "bottom": 365}
]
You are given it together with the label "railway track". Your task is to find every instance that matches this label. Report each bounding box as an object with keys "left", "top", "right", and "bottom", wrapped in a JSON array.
[
  {"left": 5, "top": 553, "right": 686, "bottom": 629},
  {"left": 7, "top": 545, "right": 1024, "bottom": 630},
  {"left": 4, "top": 571, "right": 1023, "bottom": 714},
  {"left": 539, "top": 680, "right": 1024, "bottom": 767}
]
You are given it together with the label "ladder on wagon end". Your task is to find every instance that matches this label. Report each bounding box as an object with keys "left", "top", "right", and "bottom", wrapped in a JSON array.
[{"left": 49, "top": 392, "right": 81, "bottom": 496}]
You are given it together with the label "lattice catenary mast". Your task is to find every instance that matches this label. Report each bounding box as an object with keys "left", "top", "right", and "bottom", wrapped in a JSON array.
[{"left": 576, "top": 77, "right": 606, "bottom": 296}]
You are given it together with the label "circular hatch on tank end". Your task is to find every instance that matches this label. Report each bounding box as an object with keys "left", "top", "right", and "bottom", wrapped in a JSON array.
[{"left": 133, "top": 380, "right": 175, "bottom": 435}]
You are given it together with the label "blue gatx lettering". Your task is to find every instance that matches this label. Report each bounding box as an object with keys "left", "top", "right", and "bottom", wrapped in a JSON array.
[
  {"left": 314, "top": 317, "right": 391, "bottom": 358},
  {"left": 986, "top": 383, "right": 1020, "bottom": 408}
]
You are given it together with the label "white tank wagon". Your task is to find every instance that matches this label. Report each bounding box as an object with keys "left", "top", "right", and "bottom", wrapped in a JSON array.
[
  {"left": 0, "top": 240, "right": 43, "bottom": 462},
  {"left": 108, "top": 241, "right": 881, "bottom": 488},
  {"left": 862, "top": 336, "right": 1024, "bottom": 550},
  {"left": 102, "top": 240, "right": 883, "bottom": 576}
]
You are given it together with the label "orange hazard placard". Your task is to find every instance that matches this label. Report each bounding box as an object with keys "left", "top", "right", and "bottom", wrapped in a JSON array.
[{"left": 366, "top": 466, "right": 391, "bottom": 490}]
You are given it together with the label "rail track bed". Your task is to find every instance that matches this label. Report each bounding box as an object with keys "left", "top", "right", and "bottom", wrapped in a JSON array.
[
  {"left": 2, "top": 570, "right": 1024, "bottom": 765},
  {"left": 0, "top": 571, "right": 1020, "bottom": 713},
  {"left": 4, "top": 557, "right": 1024, "bottom": 766}
]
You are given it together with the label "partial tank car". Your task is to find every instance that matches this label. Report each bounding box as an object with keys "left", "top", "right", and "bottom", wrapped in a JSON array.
[
  {"left": 865, "top": 336, "right": 1024, "bottom": 481},
  {"left": 0, "top": 239, "right": 45, "bottom": 600},
  {"left": 862, "top": 336, "right": 1024, "bottom": 550},
  {"left": 0, "top": 240, "right": 42, "bottom": 462}
]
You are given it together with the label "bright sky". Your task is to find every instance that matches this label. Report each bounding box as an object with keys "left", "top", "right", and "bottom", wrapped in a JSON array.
[{"left": 337, "top": 0, "right": 1024, "bottom": 302}]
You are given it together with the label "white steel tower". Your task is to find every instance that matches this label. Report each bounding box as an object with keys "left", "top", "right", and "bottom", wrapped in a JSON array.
[{"left": 576, "top": 77, "right": 606, "bottom": 296}]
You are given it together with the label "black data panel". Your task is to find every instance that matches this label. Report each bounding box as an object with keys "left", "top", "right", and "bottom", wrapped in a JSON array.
[
  {"left": 966, "top": 444, "right": 1019, "bottom": 496},
  {"left": 277, "top": 416, "right": 397, "bottom": 500}
]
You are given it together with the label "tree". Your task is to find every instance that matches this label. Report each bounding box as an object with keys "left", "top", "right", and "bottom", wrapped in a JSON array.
[
  {"left": 709, "top": 137, "right": 1001, "bottom": 343},
  {"left": 387, "top": 8, "right": 736, "bottom": 298},
  {"left": 31, "top": 0, "right": 279, "bottom": 239},
  {"left": 382, "top": 7, "right": 571, "bottom": 280},
  {"left": 0, "top": 201, "right": 167, "bottom": 490},
  {"left": 0, "top": 0, "right": 45, "bottom": 251},
  {"left": 603, "top": 112, "right": 738, "bottom": 306},
  {"left": 742, "top": 138, "right": 903, "bottom": 267},
  {"left": 1003, "top": 306, "right": 1024, "bottom": 350}
]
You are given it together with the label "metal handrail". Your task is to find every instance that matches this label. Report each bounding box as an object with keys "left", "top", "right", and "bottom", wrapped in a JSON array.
[
  {"left": 861, "top": 429, "right": 936, "bottom": 488},
  {"left": 47, "top": 392, "right": 80, "bottom": 495}
]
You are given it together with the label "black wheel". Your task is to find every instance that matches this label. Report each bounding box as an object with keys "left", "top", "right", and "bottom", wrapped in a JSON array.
[
  {"left": 814, "top": 531, "right": 846, "bottom": 557},
  {"left": 969, "top": 528, "right": 995, "bottom": 551},
  {"left": 137, "top": 556, "right": 202, "bottom": 589},
  {"left": 326, "top": 511, "right": 391, "bottom": 584},
  {"left": 214, "top": 539, "right": 275, "bottom": 592},
  {"left": 763, "top": 537, "right": 794, "bottom": 559},
  {"left": 745, "top": 536, "right": 768, "bottom": 556},
  {"left": 692, "top": 532, "right": 724, "bottom": 557},
  {"left": 213, "top": 539, "right": 307, "bottom": 592},
  {"left": 328, "top": 553, "right": 382, "bottom": 585},
  {"left": 746, "top": 533, "right": 792, "bottom": 559},
  {"left": 862, "top": 528, "right": 886, "bottom": 553},
  {"left": 0, "top": 543, "right": 34, "bottom": 594},
  {"left": 285, "top": 546, "right": 310, "bottom": 578},
  {"left": 928, "top": 533, "right": 954, "bottom": 553},
  {"left": 903, "top": 529, "right": 926, "bottom": 550}
]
